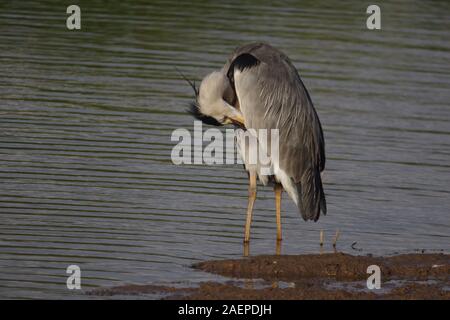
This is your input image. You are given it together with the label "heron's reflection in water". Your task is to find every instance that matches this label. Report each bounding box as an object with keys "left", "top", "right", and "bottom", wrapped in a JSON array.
[
  {"left": 275, "top": 240, "right": 282, "bottom": 256},
  {"left": 241, "top": 241, "right": 340, "bottom": 290},
  {"left": 243, "top": 241, "right": 250, "bottom": 257}
]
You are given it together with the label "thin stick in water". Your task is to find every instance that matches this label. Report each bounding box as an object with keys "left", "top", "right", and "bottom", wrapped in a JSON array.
[{"left": 333, "top": 229, "right": 340, "bottom": 248}]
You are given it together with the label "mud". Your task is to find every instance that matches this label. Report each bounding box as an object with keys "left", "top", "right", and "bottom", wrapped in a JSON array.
[
  {"left": 88, "top": 253, "right": 449, "bottom": 299},
  {"left": 193, "top": 252, "right": 449, "bottom": 282}
]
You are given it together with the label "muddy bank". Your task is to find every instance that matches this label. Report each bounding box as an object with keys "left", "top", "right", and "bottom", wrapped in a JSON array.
[
  {"left": 89, "top": 253, "right": 449, "bottom": 299},
  {"left": 193, "top": 252, "right": 449, "bottom": 282}
]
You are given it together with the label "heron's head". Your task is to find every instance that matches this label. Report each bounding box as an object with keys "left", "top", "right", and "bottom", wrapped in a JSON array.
[{"left": 188, "top": 71, "right": 245, "bottom": 127}]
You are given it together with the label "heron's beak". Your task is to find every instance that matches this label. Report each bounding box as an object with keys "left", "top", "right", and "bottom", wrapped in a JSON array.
[{"left": 225, "top": 114, "right": 245, "bottom": 127}]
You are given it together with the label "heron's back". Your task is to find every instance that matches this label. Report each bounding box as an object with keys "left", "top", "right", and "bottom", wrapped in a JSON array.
[{"left": 228, "top": 43, "right": 327, "bottom": 221}]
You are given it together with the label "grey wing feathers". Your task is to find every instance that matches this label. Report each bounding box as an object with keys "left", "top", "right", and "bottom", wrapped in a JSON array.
[{"left": 226, "top": 43, "right": 326, "bottom": 221}]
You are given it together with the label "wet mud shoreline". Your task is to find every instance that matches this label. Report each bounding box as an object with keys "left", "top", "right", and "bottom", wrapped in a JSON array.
[{"left": 89, "top": 252, "right": 449, "bottom": 299}]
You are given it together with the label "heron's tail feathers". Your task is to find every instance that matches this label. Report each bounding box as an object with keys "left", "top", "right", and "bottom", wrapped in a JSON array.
[{"left": 297, "top": 167, "right": 327, "bottom": 222}]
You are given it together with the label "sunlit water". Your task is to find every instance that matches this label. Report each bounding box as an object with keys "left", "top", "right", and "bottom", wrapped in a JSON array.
[{"left": 0, "top": 0, "right": 449, "bottom": 299}]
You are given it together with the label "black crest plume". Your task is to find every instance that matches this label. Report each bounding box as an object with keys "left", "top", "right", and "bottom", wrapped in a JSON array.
[{"left": 176, "top": 67, "right": 222, "bottom": 126}]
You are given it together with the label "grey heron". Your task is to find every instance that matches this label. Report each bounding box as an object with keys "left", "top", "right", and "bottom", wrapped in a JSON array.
[{"left": 188, "top": 42, "right": 326, "bottom": 243}]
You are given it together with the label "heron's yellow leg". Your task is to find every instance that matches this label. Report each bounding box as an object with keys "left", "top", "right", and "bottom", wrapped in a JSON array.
[
  {"left": 275, "top": 183, "right": 283, "bottom": 241},
  {"left": 244, "top": 171, "right": 257, "bottom": 243}
]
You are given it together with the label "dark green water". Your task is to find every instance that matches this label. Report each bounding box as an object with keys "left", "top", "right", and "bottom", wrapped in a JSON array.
[{"left": 0, "top": 0, "right": 449, "bottom": 298}]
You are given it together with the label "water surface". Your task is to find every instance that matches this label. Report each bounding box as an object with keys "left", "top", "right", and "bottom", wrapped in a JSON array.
[{"left": 0, "top": 0, "right": 449, "bottom": 299}]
